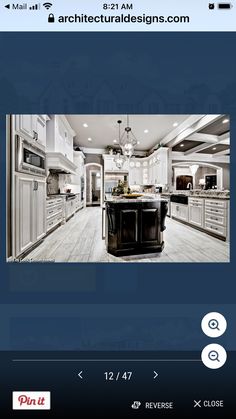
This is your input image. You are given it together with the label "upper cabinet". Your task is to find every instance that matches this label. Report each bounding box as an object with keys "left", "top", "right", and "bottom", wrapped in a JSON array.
[
  {"left": 152, "top": 148, "right": 169, "bottom": 185},
  {"left": 103, "top": 155, "right": 129, "bottom": 173},
  {"left": 33, "top": 115, "right": 49, "bottom": 148},
  {"left": 129, "top": 160, "right": 142, "bottom": 186},
  {"left": 129, "top": 148, "right": 169, "bottom": 186},
  {"left": 70, "top": 151, "right": 85, "bottom": 185},
  {"left": 46, "top": 115, "right": 75, "bottom": 163},
  {"left": 15, "top": 115, "right": 49, "bottom": 148}
]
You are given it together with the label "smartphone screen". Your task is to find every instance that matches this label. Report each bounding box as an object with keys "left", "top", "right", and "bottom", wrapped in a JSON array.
[{"left": 0, "top": 1, "right": 235, "bottom": 416}]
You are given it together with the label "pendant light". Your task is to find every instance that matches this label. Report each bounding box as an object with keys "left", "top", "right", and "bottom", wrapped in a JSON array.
[
  {"left": 113, "top": 120, "right": 126, "bottom": 169},
  {"left": 119, "top": 115, "right": 138, "bottom": 158}
]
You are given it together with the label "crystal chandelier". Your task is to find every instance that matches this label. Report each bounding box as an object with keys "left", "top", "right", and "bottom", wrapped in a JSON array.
[
  {"left": 118, "top": 116, "right": 138, "bottom": 158},
  {"left": 113, "top": 116, "right": 139, "bottom": 169},
  {"left": 113, "top": 119, "right": 126, "bottom": 169}
]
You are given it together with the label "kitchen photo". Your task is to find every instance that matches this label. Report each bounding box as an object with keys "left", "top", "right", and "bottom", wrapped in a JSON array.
[{"left": 6, "top": 114, "right": 230, "bottom": 263}]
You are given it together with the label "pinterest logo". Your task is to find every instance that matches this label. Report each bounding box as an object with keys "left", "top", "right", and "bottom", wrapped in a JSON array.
[{"left": 12, "top": 392, "right": 51, "bottom": 410}]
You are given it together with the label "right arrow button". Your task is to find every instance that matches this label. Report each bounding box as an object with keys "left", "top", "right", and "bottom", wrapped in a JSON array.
[{"left": 153, "top": 371, "right": 159, "bottom": 379}]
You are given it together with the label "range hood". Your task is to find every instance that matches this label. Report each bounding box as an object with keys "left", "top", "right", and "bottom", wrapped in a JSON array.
[{"left": 46, "top": 152, "right": 77, "bottom": 174}]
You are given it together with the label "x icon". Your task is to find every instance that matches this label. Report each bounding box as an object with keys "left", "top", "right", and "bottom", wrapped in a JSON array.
[{"left": 194, "top": 400, "right": 201, "bottom": 408}]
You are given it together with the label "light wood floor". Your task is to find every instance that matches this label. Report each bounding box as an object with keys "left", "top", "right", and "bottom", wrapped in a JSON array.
[{"left": 25, "top": 207, "right": 230, "bottom": 263}]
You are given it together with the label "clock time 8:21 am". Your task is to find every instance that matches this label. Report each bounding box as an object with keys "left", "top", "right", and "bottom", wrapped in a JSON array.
[{"left": 103, "top": 4, "right": 133, "bottom": 10}]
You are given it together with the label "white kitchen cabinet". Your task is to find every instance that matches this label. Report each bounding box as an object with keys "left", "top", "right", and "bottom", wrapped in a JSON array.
[
  {"left": 15, "top": 115, "right": 48, "bottom": 148},
  {"left": 70, "top": 151, "right": 85, "bottom": 185},
  {"left": 65, "top": 199, "right": 75, "bottom": 220},
  {"left": 149, "top": 157, "right": 161, "bottom": 185},
  {"left": 32, "top": 115, "right": 48, "bottom": 148},
  {"left": 15, "top": 115, "right": 34, "bottom": 140},
  {"left": 204, "top": 199, "right": 228, "bottom": 238},
  {"left": 58, "top": 118, "right": 74, "bottom": 162},
  {"left": 129, "top": 160, "right": 142, "bottom": 185},
  {"left": 171, "top": 202, "right": 189, "bottom": 222},
  {"left": 103, "top": 155, "right": 129, "bottom": 173},
  {"left": 35, "top": 179, "right": 47, "bottom": 240},
  {"left": 148, "top": 158, "right": 154, "bottom": 184},
  {"left": 46, "top": 196, "right": 65, "bottom": 232},
  {"left": 189, "top": 198, "right": 204, "bottom": 228},
  {"left": 142, "top": 161, "right": 149, "bottom": 185},
  {"left": 153, "top": 148, "right": 168, "bottom": 185},
  {"left": 128, "top": 148, "right": 169, "bottom": 186},
  {"left": 15, "top": 174, "right": 46, "bottom": 256},
  {"left": 46, "top": 115, "right": 75, "bottom": 163}
]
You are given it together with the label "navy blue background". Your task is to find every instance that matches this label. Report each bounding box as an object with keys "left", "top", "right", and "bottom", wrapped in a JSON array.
[{"left": 0, "top": 33, "right": 235, "bottom": 351}]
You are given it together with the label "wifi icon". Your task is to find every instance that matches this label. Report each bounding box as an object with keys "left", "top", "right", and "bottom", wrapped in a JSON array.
[{"left": 43, "top": 2, "right": 52, "bottom": 9}]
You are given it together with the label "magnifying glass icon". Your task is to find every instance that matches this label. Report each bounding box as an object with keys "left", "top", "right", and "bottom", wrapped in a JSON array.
[
  {"left": 208, "top": 319, "right": 220, "bottom": 331},
  {"left": 208, "top": 350, "right": 220, "bottom": 362}
]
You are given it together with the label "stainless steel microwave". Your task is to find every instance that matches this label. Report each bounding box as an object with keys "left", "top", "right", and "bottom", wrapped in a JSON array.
[{"left": 15, "top": 135, "right": 46, "bottom": 176}]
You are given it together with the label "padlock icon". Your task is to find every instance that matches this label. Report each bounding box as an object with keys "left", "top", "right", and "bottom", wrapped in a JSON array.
[{"left": 48, "top": 13, "right": 55, "bottom": 23}]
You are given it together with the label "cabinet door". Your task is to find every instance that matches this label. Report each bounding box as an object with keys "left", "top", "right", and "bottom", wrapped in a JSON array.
[
  {"left": 15, "top": 115, "right": 34, "bottom": 140},
  {"left": 171, "top": 203, "right": 177, "bottom": 218},
  {"left": 189, "top": 204, "right": 203, "bottom": 227},
  {"left": 104, "top": 157, "right": 113, "bottom": 172},
  {"left": 140, "top": 208, "right": 159, "bottom": 245},
  {"left": 179, "top": 205, "right": 189, "bottom": 222},
  {"left": 142, "top": 165, "right": 149, "bottom": 185},
  {"left": 153, "top": 161, "right": 161, "bottom": 184},
  {"left": 160, "top": 160, "right": 168, "bottom": 185},
  {"left": 129, "top": 166, "right": 135, "bottom": 185},
  {"left": 33, "top": 116, "right": 47, "bottom": 147},
  {"left": 119, "top": 209, "right": 138, "bottom": 247},
  {"left": 15, "top": 176, "right": 34, "bottom": 255},
  {"left": 148, "top": 160, "right": 153, "bottom": 184},
  {"left": 171, "top": 203, "right": 188, "bottom": 221},
  {"left": 35, "top": 179, "right": 46, "bottom": 241},
  {"left": 134, "top": 162, "right": 142, "bottom": 185}
]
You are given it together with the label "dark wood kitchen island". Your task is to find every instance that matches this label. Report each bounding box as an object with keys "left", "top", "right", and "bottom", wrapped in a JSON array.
[{"left": 105, "top": 198, "right": 168, "bottom": 256}]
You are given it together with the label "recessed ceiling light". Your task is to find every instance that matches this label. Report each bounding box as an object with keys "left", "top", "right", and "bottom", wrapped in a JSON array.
[
  {"left": 88, "top": 137, "right": 92, "bottom": 142},
  {"left": 144, "top": 129, "right": 149, "bottom": 133},
  {"left": 222, "top": 118, "right": 229, "bottom": 124},
  {"left": 173, "top": 122, "right": 178, "bottom": 127},
  {"left": 83, "top": 123, "right": 88, "bottom": 128},
  {"left": 137, "top": 141, "right": 140, "bottom": 145},
  {"left": 212, "top": 147, "right": 217, "bottom": 150},
  {"left": 180, "top": 143, "right": 184, "bottom": 147},
  {"left": 113, "top": 139, "right": 117, "bottom": 143}
]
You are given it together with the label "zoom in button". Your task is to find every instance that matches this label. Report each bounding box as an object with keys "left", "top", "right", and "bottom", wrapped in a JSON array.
[{"left": 201, "top": 312, "right": 227, "bottom": 338}]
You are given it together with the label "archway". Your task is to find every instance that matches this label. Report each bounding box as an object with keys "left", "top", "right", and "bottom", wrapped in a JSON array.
[
  {"left": 172, "top": 161, "right": 223, "bottom": 190},
  {"left": 84, "top": 163, "right": 103, "bottom": 207}
]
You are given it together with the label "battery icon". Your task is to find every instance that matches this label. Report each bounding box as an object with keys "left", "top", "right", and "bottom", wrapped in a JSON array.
[{"left": 218, "top": 3, "right": 232, "bottom": 8}]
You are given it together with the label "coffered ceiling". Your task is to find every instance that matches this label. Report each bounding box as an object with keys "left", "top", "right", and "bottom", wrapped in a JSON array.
[{"left": 65, "top": 114, "right": 230, "bottom": 158}]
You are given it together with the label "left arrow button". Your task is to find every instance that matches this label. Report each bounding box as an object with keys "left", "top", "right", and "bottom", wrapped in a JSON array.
[
  {"left": 78, "top": 371, "right": 83, "bottom": 379},
  {"left": 5, "top": 4, "right": 10, "bottom": 8}
]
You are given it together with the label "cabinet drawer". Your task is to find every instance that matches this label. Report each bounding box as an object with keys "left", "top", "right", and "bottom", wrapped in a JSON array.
[
  {"left": 204, "top": 222, "right": 226, "bottom": 237},
  {"left": 46, "top": 213, "right": 63, "bottom": 232},
  {"left": 189, "top": 198, "right": 203, "bottom": 205},
  {"left": 47, "top": 197, "right": 64, "bottom": 207},
  {"left": 205, "top": 199, "right": 227, "bottom": 208},
  {"left": 47, "top": 203, "right": 64, "bottom": 219},
  {"left": 205, "top": 213, "right": 226, "bottom": 227},
  {"left": 189, "top": 202, "right": 202, "bottom": 208},
  {"left": 205, "top": 207, "right": 226, "bottom": 217}
]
